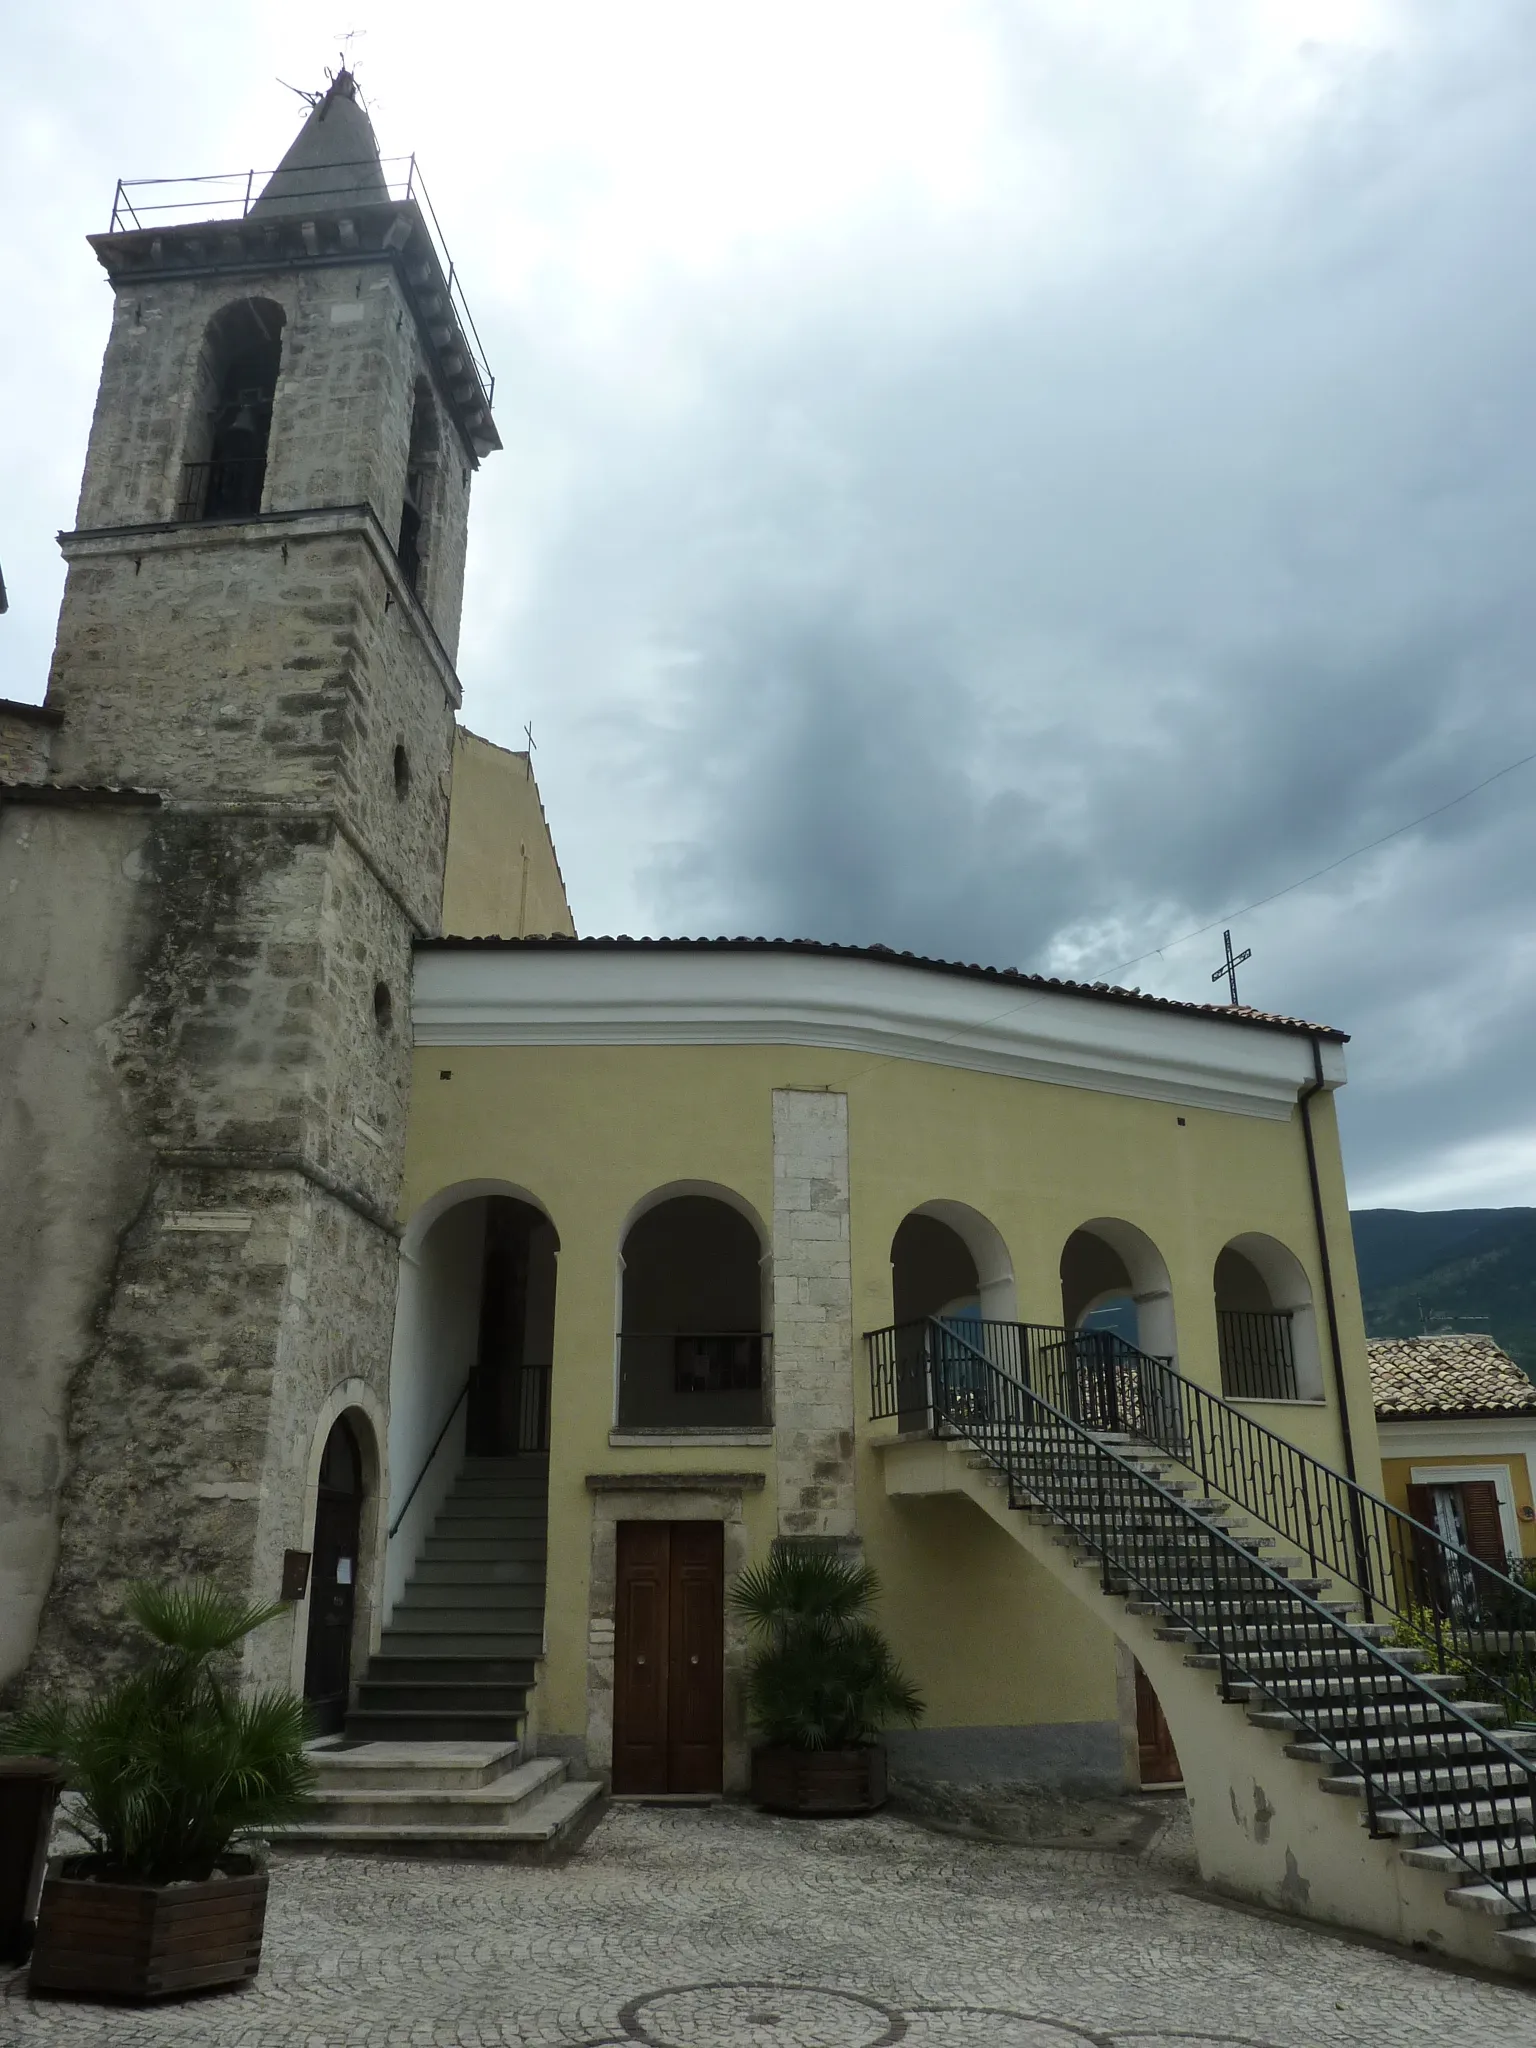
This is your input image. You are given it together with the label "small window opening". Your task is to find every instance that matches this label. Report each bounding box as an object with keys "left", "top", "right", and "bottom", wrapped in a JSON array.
[
  {"left": 397, "top": 378, "right": 438, "bottom": 597},
  {"left": 180, "top": 299, "right": 285, "bottom": 522},
  {"left": 393, "top": 743, "right": 410, "bottom": 799},
  {"left": 373, "top": 981, "right": 393, "bottom": 1032}
]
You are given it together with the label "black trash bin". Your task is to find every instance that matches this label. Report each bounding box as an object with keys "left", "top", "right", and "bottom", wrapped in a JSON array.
[{"left": 0, "top": 1760, "right": 64, "bottom": 1966}]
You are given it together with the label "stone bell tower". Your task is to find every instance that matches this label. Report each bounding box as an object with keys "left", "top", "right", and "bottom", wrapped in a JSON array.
[{"left": 0, "top": 75, "right": 499, "bottom": 1694}]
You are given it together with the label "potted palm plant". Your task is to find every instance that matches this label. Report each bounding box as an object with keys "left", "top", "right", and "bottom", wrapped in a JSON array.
[
  {"left": 0, "top": 1581, "right": 315, "bottom": 2002},
  {"left": 732, "top": 1546, "right": 923, "bottom": 1816}
]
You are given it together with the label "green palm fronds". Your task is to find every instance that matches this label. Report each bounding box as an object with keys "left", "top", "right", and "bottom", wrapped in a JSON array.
[
  {"left": 731, "top": 1546, "right": 923, "bottom": 1751},
  {"left": 0, "top": 1579, "right": 316, "bottom": 1883}
]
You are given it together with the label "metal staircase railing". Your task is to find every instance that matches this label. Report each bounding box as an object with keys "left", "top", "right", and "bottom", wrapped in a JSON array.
[
  {"left": 870, "top": 1315, "right": 1536, "bottom": 1921},
  {"left": 869, "top": 1317, "right": 1536, "bottom": 1726}
]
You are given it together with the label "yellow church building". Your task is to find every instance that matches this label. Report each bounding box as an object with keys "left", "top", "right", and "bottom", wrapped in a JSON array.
[{"left": 6, "top": 70, "right": 1536, "bottom": 1976}]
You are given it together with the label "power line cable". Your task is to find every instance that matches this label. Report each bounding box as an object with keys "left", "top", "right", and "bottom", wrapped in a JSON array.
[{"left": 1106, "top": 740, "right": 1536, "bottom": 982}]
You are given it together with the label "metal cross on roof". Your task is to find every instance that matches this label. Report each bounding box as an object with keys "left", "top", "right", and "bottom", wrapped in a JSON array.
[{"left": 1210, "top": 928, "right": 1252, "bottom": 1006}]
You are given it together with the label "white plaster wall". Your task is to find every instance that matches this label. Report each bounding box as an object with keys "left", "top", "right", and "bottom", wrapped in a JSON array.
[{"left": 384, "top": 1198, "right": 486, "bottom": 1615}]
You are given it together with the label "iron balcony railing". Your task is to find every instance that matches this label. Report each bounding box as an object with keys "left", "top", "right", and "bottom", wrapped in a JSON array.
[
  {"left": 875, "top": 1316, "right": 1536, "bottom": 1922},
  {"left": 1217, "top": 1307, "right": 1299, "bottom": 1400},
  {"left": 616, "top": 1332, "right": 770, "bottom": 1431},
  {"left": 175, "top": 455, "right": 267, "bottom": 522},
  {"left": 108, "top": 157, "right": 494, "bottom": 405},
  {"left": 867, "top": 1318, "right": 1536, "bottom": 1727}
]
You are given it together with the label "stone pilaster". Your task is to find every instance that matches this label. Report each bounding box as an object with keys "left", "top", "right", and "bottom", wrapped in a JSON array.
[{"left": 771, "top": 1089, "right": 856, "bottom": 1538}]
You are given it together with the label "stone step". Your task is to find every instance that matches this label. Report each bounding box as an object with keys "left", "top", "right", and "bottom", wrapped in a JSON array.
[
  {"left": 1373, "top": 1794, "right": 1536, "bottom": 1836},
  {"left": 306, "top": 1755, "right": 568, "bottom": 1829},
  {"left": 355, "top": 1680, "right": 531, "bottom": 1714},
  {"left": 364, "top": 1653, "right": 538, "bottom": 1685},
  {"left": 1443, "top": 1880, "right": 1536, "bottom": 1922},
  {"left": 383, "top": 1613, "right": 545, "bottom": 1644},
  {"left": 1225, "top": 1671, "right": 1464, "bottom": 1703},
  {"left": 1403, "top": 1834, "right": 1536, "bottom": 1877},
  {"left": 395, "top": 1583, "right": 546, "bottom": 1613},
  {"left": 1248, "top": 1701, "right": 1507, "bottom": 1734},
  {"left": 422, "top": 1536, "right": 548, "bottom": 1562},
  {"left": 1498, "top": 1926, "right": 1536, "bottom": 1963},
  {"left": 310, "top": 1740, "right": 522, "bottom": 1792},
  {"left": 345, "top": 1708, "right": 526, "bottom": 1742},
  {"left": 1287, "top": 1730, "right": 1536, "bottom": 1765},
  {"left": 1186, "top": 1647, "right": 1428, "bottom": 1674},
  {"left": 1361, "top": 1761, "right": 1536, "bottom": 1797},
  {"left": 275, "top": 1772, "right": 603, "bottom": 1861},
  {"left": 411, "top": 1558, "right": 548, "bottom": 1586}
]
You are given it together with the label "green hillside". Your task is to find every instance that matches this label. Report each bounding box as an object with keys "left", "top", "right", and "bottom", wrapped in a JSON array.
[{"left": 1349, "top": 1208, "right": 1536, "bottom": 1384}]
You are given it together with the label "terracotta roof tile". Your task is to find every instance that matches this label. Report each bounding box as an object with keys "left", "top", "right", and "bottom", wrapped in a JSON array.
[
  {"left": 1368, "top": 1334, "right": 1536, "bottom": 1419},
  {"left": 417, "top": 934, "right": 1347, "bottom": 1043}
]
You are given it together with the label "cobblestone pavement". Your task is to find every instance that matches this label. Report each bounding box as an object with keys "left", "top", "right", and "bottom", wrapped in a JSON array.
[{"left": 2, "top": 1802, "right": 1533, "bottom": 2047}]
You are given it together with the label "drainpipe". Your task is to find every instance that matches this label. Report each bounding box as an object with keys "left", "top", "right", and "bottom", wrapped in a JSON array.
[{"left": 1298, "top": 1035, "right": 1359, "bottom": 1485}]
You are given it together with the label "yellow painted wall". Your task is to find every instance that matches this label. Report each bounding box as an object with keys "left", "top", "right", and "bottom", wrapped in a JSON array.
[
  {"left": 440, "top": 729, "right": 575, "bottom": 938},
  {"left": 400, "top": 1038, "right": 1379, "bottom": 1746},
  {"left": 1380, "top": 1449, "right": 1536, "bottom": 1559}
]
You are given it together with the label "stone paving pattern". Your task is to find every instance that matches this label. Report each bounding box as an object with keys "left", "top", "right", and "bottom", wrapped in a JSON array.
[{"left": 3, "top": 1803, "right": 1533, "bottom": 2047}]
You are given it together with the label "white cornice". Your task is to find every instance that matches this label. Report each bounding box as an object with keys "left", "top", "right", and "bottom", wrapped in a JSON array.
[{"left": 411, "top": 949, "right": 1345, "bottom": 1120}]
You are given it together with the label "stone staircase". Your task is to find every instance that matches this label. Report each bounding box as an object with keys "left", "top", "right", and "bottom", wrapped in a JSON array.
[
  {"left": 275, "top": 1741, "right": 603, "bottom": 1861},
  {"left": 881, "top": 1428, "right": 1536, "bottom": 1976},
  {"left": 278, "top": 1456, "right": 604, "bottom": 1859},
  {"left": 347, "top": 1455, "right": 548, "bottom": 1743}
]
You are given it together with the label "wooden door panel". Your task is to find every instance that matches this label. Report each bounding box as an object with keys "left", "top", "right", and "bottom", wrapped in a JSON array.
[
  {"left": 613, "top": 1524, "right": 670, "bottom": 1794},
  {"left": 1134, "top": 1660, "right": 1181, "bottom": 1787},
  {"left": 668, "top": 1522, "right": 723, "bottom": 1794}
]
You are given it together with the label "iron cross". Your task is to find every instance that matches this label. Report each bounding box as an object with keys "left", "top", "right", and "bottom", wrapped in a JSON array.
[{"left": 1210, "top": 929, "right": 1252, "bottom": 1006}]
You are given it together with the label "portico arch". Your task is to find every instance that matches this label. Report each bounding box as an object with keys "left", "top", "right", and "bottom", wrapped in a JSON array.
[
  {"left": 1060, "top": 1217, "right": 1176, "bottom": 1361},
  {"left": 387, "top": 1179, "right": 560, "bottom": 1610},
  {"left": 1214, "top": 1232, "right": 1322, "bottom": 1401}
]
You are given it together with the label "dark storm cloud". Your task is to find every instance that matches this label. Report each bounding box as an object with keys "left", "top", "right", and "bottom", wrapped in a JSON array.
[
  {"left": 458, "top": 5, "right": 1536, "bottom": 1204},
  {"left": 5, "top": 4, "right": 1535, "bottom": 1205}
]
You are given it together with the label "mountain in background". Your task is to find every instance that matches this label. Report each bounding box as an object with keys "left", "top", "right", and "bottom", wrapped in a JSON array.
[{"left": 1349, "top": 1208, "right": 1536, "bottom": 1383}]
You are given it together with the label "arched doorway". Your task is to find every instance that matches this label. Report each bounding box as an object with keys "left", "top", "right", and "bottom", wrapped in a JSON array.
[
  {"left": 617, "top": 1191, "right": 768, "bottom": 1431},
  {"left": 469, "top": 1195, "right": 560, "bottom": 1456},
  {"left": 304, "top": 1415, "right": 364, "bottom": 1734},
  {"left": 1055, "top": 1220, "right": 1177, "bottom": 1431}
]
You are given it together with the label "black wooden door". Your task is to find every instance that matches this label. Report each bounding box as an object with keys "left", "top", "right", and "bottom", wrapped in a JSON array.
[
  {"left": 303, "top": 1419, "right": 362, "bottom": 1735},
  {"left": 612, "top": 1522, "right": 723, "bottom": 1794}
]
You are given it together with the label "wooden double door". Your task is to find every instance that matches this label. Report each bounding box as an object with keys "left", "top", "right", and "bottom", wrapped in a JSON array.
[{"left": 612, "top": 1522, "right": 724, "bottom": 1795}]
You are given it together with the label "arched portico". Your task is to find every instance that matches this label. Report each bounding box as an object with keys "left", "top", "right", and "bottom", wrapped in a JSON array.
[
  {"left": 616, "top": 1183, "right": 770, "bottom": 1431},
  {"left": 1060, "top": 1217, "right": 1176, "bottom": 1362},
  {"left": 387, "top": 1179, "right": 560, "bottom": 1611},
  {"left": 1213, "top": 1232, "right": 1322, "bottom": 1401}
]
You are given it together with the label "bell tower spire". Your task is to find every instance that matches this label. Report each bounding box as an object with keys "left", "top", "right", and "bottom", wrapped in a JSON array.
[{"left": 0, "top": 82, "right": 499, "bottom": 1698}]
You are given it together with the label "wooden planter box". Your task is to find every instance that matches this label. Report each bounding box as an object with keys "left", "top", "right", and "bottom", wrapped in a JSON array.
[
  {"left": 28, "top": 1862, "right": 268, "bottom": 2002},
  {"left": 750, "top": 1744, "right": 888, "bottom": 1817}
]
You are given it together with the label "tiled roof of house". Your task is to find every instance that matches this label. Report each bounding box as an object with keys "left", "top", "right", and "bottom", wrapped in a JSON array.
[
  {"left": 416, "top": 934, "right": 1348, "bottom": 1043},
  {"left": 1368, "top": 1334, "right": 1536, "bottom": 1420}
]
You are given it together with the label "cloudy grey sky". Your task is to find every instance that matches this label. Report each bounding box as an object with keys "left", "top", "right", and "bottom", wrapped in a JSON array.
[{"left": 4, "top": 2, "right": 1534, "bottom": 1210}]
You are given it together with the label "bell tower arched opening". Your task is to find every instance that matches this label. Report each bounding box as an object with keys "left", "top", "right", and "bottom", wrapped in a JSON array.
[
  {"left": 397, "top": 376, "right": 438, "bottom": 596},
  {"left": 178, "top": 297, "right": 286, "bottom": 521}
]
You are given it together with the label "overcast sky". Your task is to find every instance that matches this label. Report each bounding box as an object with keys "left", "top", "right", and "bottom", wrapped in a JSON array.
[{"left": 4, "top": 2, "right": 1534, "bottom": 1212}]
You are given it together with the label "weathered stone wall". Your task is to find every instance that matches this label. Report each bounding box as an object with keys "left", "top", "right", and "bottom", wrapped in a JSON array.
[
  {"left": 0, "top": 803, "right": 160, "bottom": 1688},
  {"left": 771, "top": 1088, "right": 857, "bottom": 1538},
  {"left": 46, "top": 527, "right": 457, "bottom": 934},
  {"left": 73, "top": 262, "right": 472, "bottom": 659},
  {"left": 0, "top": 704, "right": 59, "bottom": 783},
  {"left": 8, "top": 806, "right": 417, "bottom": 1694}
]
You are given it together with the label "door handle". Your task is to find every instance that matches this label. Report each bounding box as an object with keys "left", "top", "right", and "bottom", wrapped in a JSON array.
[
  {"left": 636, "top": 1655, "right": 646, "bottom": 1665},
  {"left": 690, "top": 1654, "right": 699, "bottom": 1665}
]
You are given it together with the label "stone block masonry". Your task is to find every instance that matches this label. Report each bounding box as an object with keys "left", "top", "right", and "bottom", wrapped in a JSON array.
[{"left": 771, "top": 1089, "right": 856, "bottom": 1538}]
